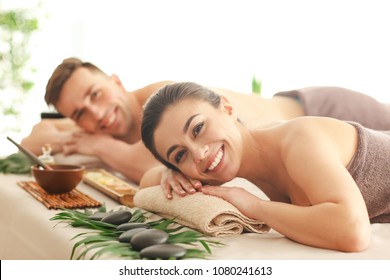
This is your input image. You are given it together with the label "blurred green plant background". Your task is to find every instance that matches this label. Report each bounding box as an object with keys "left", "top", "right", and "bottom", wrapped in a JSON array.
[
  {"left": 252, "top": 75, "right": 262, "bottom": 95},
  {"left": 0, "top": 7, "right": 39, "bottom": 132}
]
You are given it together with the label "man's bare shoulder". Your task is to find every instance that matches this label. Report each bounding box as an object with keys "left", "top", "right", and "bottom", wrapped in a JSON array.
[{"left": 131, "top": 80, "right": 175, "bottom": 103}]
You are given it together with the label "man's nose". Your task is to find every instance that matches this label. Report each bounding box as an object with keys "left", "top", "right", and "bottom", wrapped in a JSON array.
[{"left": 85, "top": 104, "right": 104, "bottom": 120}]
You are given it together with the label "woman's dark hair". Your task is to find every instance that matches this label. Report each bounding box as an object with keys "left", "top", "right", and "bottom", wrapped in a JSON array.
[{"left": 141, "top": 82, "right": 222, "bottom": 170}]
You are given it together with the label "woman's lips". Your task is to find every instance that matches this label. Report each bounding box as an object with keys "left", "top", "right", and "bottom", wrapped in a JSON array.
[{"left": 206, "top": 146, "right": 224, "bottom": 172}]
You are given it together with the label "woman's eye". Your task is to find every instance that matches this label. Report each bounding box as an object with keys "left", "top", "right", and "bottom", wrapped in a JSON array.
[
  {"left": 175, "top": 150, "right": 186, "bottom": 164},
  {"left": 193, "top": 121, "right": 204, "bottom": 137}
]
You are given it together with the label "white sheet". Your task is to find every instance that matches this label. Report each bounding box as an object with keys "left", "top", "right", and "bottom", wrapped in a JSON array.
[{"left": 1, "top": 173, "right": 389, "bottom": 260}]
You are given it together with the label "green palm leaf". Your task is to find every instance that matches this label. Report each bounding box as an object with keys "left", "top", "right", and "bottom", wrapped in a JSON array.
[
  {"left": 71, "top": 235, "right": 118, "bottom": 259},
  {"left": 52, "top": 206, "right": 222, "bottom": 260},
  {"left": 90, "top": 242, "right": 139, "bottom": 260}
]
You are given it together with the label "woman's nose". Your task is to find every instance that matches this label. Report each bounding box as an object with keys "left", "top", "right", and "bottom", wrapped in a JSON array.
[{"left": 193, "top": 144, "right": 209, "bottom": 163}]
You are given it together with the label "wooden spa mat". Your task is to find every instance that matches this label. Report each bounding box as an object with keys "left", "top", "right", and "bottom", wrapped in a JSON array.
[{"left": 18, "top": 181, "right": 102, "bottom": 210}]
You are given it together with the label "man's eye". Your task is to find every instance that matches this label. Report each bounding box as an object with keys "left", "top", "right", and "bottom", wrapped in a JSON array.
[
  {"left": 91, "top": 91, "right": 99, "bottom": 99},
  {"left": 175, "top": 150, "right": 186, "bottom": 164},
  {"left": 75, "top": 109, "right": 85, "bottom": 121},
  {"left": 193, "top": 121, "right": 204, "bottom": 137}
]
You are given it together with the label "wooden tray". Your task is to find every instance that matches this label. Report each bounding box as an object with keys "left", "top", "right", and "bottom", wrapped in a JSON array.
[{"left": 83, "top": 169, "right": 138, "bottom": 207}]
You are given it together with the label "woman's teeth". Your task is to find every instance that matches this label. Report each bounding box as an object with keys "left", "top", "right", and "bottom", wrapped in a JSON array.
[{"left": 208, "top": 149, "right": 223, "bottom": 171}]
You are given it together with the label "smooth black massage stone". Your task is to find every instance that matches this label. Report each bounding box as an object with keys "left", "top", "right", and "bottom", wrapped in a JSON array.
[
  {"left": 118, "top": 228, "right": 147, "bottom": 243},
  {"left": 101, "top": 210, "right": 133, "bottom": 225},
  {"left": 140, "top": 244, "right": 187, "bottom": 259},
  {"left": 88, "top": 212, "right": 107, "bottom": 221},
  {"left": 130, "top": 229, "right": 169, "bottom": 251},
  {"left": 116, "top": 222, "right": 151, "bottom": 231}
]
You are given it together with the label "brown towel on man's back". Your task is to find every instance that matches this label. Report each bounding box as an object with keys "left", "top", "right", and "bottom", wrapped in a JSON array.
[
  {"left": 347, "top": 122, "right": 390, "bottom": 223},
  {"left": 134, "top": 186, "right": 270, "bottom": 236},
  {"left": 275, "top": 87, "right": 390, "bottom": 130}
]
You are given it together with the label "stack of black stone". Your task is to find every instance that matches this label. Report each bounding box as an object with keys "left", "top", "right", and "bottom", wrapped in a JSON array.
[{"left": 89, "top": 209, "right": 187, "bottom": 259}]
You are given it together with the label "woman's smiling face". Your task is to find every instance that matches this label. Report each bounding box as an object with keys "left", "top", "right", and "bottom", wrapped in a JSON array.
[{"left": 154, "top": 97, "right": 243, "bottom": 184}]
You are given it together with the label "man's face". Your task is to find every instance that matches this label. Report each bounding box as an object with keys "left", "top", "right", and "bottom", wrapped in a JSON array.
[{"left": 55, "top": 67, "right": 133, "bottom": 136}]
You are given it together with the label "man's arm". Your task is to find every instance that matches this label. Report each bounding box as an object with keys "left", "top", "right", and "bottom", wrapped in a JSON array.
[
  {"left": 20, "top": 118, "right": 80, "bottom": 155},
  {"left": 93, "top": 138, "right": 161, "bottom": 184},
  {"left": 61, "top": 132, "right": 160, "bottom": 184}
]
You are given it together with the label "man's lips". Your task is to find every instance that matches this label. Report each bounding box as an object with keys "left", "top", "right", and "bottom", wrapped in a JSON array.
[{"left": 100, "top": 107, "right": 117, "bottom": 129}]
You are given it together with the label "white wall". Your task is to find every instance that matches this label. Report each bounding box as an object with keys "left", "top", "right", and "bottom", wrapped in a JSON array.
[{"left": 2, "top": 0, "right": 390, "bottom": 156}]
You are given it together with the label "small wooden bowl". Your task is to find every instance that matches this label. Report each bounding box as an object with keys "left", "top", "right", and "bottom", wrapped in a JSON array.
[{"left": 31, "top": 164, "right": 85, "bottom": 194}]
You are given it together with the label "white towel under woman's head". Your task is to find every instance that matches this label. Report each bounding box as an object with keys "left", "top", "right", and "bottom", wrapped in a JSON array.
[{"left": 134, "top": 186, "right": 270, "bottom": 236}]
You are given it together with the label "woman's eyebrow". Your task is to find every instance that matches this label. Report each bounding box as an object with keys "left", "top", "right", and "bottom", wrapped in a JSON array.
[
  {"left": 166, "top": 113, "right": 200, "bottom": 160},
  {"left": 183, "top": 114, "right": 200, "bottom": 133},
  {"left": 166, "top": 145, "right": 178, "bottom": 160}
]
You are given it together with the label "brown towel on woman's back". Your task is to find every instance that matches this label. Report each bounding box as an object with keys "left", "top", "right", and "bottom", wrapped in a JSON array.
[
  {"left": 134, "top": 186, "right": 270, "bottom": 236},
  {"left": 275, "top": 87, "right": 390, "bottom": 130},
  {"left": 347, "top": 122, "right": 390, "bottom": 223}
]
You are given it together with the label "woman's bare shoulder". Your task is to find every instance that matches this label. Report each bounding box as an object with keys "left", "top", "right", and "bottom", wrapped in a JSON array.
[{"left": 283, "top": 116, "right": 349, "bottom": 131}]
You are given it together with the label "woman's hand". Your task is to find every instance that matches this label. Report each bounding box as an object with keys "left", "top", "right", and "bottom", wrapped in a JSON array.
[
  {"left": 201, "top": 185, "right": 262, "bottom": 219},
  {"left": 161, "top": 168, "right": 202, "bottom": 199}
]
